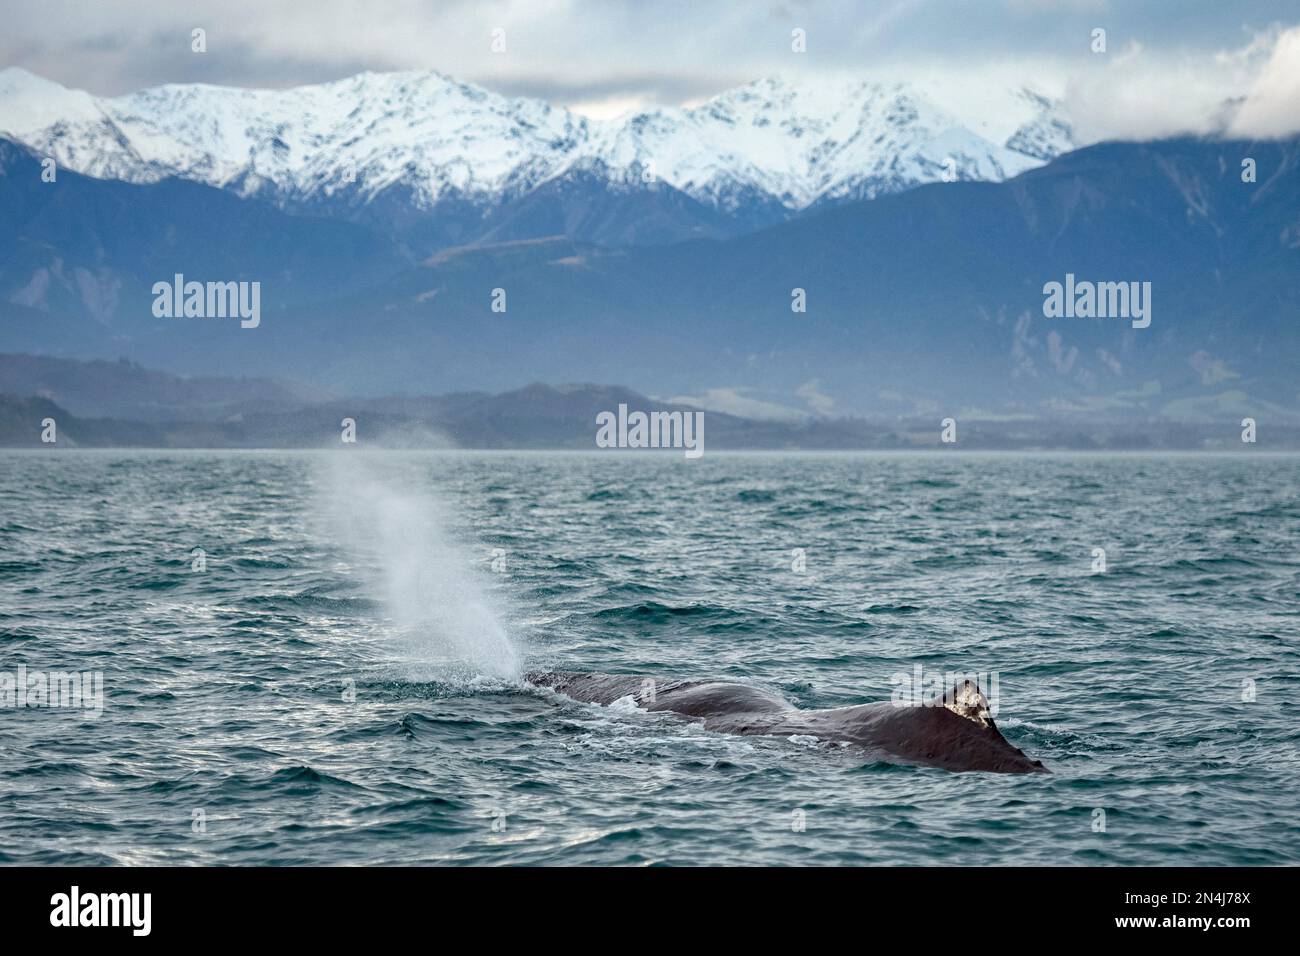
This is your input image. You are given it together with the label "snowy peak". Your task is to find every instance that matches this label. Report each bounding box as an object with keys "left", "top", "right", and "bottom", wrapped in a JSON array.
[
  {"left": 0, "top": 67, "right": 106, "bottom": 135},
  {"left": 48, "top": 70, "right": 587, "bottom": 202},
  {"left": 586, "top": 75, "right": 1067, "bottom": 209},
  {"left": 1004, "top": 87, "right": 1075, "bottom": 161},
  {"left": 0, "top": 68, "right": 1075, "bottom": 218}
]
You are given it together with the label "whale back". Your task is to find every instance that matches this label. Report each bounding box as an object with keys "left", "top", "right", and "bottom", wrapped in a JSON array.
[
  {"left": 526, "top": 671, "right": 790, "bottom": 717},
  {"left": 528, "top": 671, "right": 1047, "bottom": 774},
  {"left": 526, "top": 670, "right": 656, "bottom": 705}
]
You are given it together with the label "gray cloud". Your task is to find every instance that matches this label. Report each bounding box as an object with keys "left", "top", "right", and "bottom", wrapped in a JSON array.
[
  {"left": 487, "top": 71, "right": 750, "bottom": 109},
  {"left": 1, "top": 0, "right": 1297, "bottom": 137}
]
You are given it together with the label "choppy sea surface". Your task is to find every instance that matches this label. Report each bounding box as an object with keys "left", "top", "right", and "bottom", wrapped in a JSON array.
[{"left": 0, "top": 450, "right": 1297, "bottom": 866}]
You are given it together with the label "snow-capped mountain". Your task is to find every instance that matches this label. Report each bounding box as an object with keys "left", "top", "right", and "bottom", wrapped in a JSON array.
[
  {"left": 584, "top": 76, "right": 1059, "bottom": 210},
  {"left": 0, "top": 66, "right": 1075, "bottom": 248},
  {"left": 0, "top": 69, "right": 586, "bottom": 201}
]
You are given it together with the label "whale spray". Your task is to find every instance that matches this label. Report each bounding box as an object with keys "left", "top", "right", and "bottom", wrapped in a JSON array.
[{"left": 319, "top": 452, "right": 521, "bottom": 683}]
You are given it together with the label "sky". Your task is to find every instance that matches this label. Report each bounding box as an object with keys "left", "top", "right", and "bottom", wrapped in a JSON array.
[{"left": 1, "top": 0, "right": 1297, "bottom": 136}]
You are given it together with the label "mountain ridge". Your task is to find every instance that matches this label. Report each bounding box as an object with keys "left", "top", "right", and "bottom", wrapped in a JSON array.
[
  {"left": 0, "top": 66, "right": 1074, "bottom": 251},
  {"left": 3, "top": 368, "right": 1294, "bottom": 450},
  {"left": 1, "top": 124, "right": 1295, "bottom": 424}
]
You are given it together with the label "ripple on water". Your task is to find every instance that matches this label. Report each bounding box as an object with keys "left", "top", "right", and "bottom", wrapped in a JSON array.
[{"left": 0, "top": 451, "right": 1296, "bottom": 865}]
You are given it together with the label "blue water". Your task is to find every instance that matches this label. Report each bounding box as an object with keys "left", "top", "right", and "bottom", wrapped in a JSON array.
[{"left": 1, "top": 450, "right": 1297, "bottom": 865}]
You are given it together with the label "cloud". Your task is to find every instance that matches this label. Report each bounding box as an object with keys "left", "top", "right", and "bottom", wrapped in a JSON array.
[
  {"left": 1189, "top": 350, "right": 1240, "bottom": 386},
  {"left": 1228, "top": 25, "right": 1300, "bottom": 137},
  {"left": 796, "top": 379, "right": 836, "bottom": 415},
  {"left": 1065, "top": 25, "right": 1300, "bottom": 141},
  {"left": 1006, "top": 0, "right": 1108, "bottom": 10},
  {"left": 1096, "top": 348, "right": 1122, "bottom": 376},
  {"left": 665, "top": 387, "right": 807, "bottom": 422},
  {"left": 0, "top": 0, "right": 1296, "bottom": 141},
  {"left": 1046, "top": 331, "right": 1078, "bottom": 375},
  {"left": 489, "top": 71, "right": 747, "bottom": 119}
]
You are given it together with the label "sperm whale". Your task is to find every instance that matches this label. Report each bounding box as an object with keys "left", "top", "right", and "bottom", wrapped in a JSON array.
[{"left": 527, "top": 671, "right": 1047, "bottom": 774}]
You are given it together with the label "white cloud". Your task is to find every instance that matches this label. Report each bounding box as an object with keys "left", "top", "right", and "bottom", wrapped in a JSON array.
[
  {"left": 1228, "top": 25, "right": 1300, "bottom": 137},
  {"left": 796, "top": 379, "right": 836, "bottom": 416},
  {"left": 1066, "top": 26, "right": 1300, "bottom": 142},
  {"left": 665, "top": 388, "right": 807, "bottom": 422},
  {"left": 1189, "top": 350, "right": 1240, "bottom": 386}
]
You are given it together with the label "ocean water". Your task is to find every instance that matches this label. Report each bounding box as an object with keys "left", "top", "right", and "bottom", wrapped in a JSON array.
[{"left": 1, "top": 450, "right": 1297, "bottom": 866}]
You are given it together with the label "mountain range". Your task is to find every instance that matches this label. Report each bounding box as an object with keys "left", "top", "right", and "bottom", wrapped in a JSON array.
[
  {"left": 0, "top": 67, "right": 1072, "bottom": 250},
  {"left": 0, "top": 68, "right": 1296, "bottom": 430},
  {"left": 4, "top": 356, "right": 1292, "bottom": 450}
]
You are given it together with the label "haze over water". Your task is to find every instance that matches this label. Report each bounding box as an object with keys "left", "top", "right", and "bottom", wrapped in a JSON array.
[{"left": 0, "top": 450, "right": 1296, "bottom": 865}]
